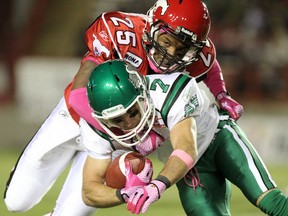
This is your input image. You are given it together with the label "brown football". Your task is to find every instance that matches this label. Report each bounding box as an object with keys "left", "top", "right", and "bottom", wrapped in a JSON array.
[{"left": 105, "top": 151, "right": 147, "bottom": 189}]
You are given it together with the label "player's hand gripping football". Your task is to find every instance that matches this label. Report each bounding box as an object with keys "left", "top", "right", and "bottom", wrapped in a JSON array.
[
  {"left": 127, "top": 180, "right": 166, "bottom": 214},
  {"left": 125, "top": 158, "right": 153, "bottom": 187},
  {"left": 116, "top": 158, "right": 153, "bottom": 203},
  {"left": 216, "top": 92, "right": 244, "bottom": 120},
  {"left": 135, "top": 130, "right": 164, "bottom": 155}
]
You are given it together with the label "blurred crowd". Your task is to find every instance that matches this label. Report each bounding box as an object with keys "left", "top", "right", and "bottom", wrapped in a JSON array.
[
  {"left": 1, "top": 0, "right": 287, "bottom": 104},
  {"left": 207, "top": 0, "right": 288, "bottom": 102},
  {"left": 116, "top": 0, "right": 288, "bottom": 103}
]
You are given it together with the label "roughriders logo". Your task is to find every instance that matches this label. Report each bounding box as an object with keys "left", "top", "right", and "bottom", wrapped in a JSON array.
[
  {"left": 92, "top": 34, "right": 110, "bottom": 58},
  {"left": 183, "top": 88, "right": 200, "bottom": 117},
  {"left": 184, "top": 95, "right": 199, "bottom": 117}
]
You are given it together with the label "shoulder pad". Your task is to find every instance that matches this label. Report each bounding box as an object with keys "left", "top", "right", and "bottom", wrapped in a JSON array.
[{"left": 186, "top": 38, "right": 216, "bottom": 79}]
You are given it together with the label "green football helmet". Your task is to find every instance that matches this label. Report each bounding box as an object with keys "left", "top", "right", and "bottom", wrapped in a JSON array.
[{"left": 87, "top": 60, "right": 155, "bottom": 147}]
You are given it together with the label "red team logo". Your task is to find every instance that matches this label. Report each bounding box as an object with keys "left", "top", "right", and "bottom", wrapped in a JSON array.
[{"left": 92, "top": 34, "right": 110, "bottom": 58}]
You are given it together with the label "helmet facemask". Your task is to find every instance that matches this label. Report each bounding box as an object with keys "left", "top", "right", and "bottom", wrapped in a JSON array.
[
  {"left": 143, "top": 20, "right": 206, "bottom": 73},
  {"left": 89, "top": 62, "right": 155, "bottom": 147}
]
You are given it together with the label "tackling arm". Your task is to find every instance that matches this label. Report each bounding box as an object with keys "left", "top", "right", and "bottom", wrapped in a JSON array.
[
  {"left": 203, "top": 59, "right": 226, "bottom": 97},
  {"left": 72, "top": 60, "right": 97, "bottom": 90},
  {"left": 69, "top": 61, "right": 105, "bottom": 129},
  {"left": 204, "top": 60, "right": 244, "bottom": 120}
]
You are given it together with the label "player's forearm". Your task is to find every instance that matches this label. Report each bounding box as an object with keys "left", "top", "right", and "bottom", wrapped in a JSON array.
[
  {"left": 82, "top": 182, "right": 122, "bottom": 208},
  {"left": 158, "top": 156, "right": 190, "bottom": 185},
  {"left": 158, "top": 141, "right": 197, "bottom": 186},
  {"left": 69, "top": 87, "right": 104, "bottom": 130},
  {"left": 159, "top": 118, "right": 198, "bottom": 185},
  {"left": 72, "top": 60, "right": 97, "bottom": 90},
  {"left": 203, "top": 59, "right": 227, "bottom": 97}
]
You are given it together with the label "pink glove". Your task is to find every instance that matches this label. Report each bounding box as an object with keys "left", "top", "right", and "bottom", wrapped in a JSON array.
[
  {"left": 125, "top": 158, "right": 153, "bottom": 188},
  {"left": 135, "top": 130, "right": 164, "bottom": 155},
  {"left": 216, "top": 92, "right": 244, "bottom": 120},
  {"left": 127, "top": 180, "right": 166, "bottom": 214},
  {"left": 116, "top": 186, "right": 140, "bottom": 203},
  {"left": 116, "top": 159, "right": 153, "bottom": 203}
]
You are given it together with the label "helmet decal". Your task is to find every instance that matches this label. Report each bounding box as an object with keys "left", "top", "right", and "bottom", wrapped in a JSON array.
[
  {"left": 175, "top": 26, "right": 198, "bottom": 42},
  {"left": 154, "top": 0, "right": 170, "bottom": 16}
]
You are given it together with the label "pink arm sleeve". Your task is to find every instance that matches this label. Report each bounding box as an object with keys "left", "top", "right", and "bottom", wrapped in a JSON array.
[
  {"left": 69, "top": 87, "right": 104, "bottom": 132},
  {"left": 203, "top": 59, "right": 227, "bottom": 97}
]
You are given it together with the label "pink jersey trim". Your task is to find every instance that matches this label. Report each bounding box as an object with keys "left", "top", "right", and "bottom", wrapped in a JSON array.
[
  {"left": 203, "top": 59, "right": 227, "bottom": 97},
  {"left": 69, "top": 88, "right": 105, "bottom": 132}
]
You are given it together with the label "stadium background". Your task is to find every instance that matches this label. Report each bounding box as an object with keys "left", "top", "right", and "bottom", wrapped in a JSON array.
[{"left": 0, "top": 0, "right": 287, "bottom": 215}]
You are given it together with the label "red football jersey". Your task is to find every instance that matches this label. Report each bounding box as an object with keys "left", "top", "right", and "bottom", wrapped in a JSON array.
[
  {"left": 186, "top": 38, "right": 216, "bottom": 79},
  {"left": 64, "top": 11, "right": 216, "bottom": 122},
  {"left": 83, "top": 11, "right": 150, "bottom": 75}
]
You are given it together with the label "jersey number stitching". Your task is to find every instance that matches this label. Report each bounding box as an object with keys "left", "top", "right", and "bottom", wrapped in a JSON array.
[
  {"left": 110, "top": 17, "right": 136, "bottom": 47},
  {"left": 150, "top": 79, "right": 170, "bottom": 93}
]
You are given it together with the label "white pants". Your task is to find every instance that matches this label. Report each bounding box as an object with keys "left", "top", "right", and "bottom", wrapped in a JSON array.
[{"left": 4, "top": 97, "right": 96, "bottom": 215}]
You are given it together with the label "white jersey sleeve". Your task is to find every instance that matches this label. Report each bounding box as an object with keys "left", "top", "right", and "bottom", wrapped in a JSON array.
[{"left": 79, "top": 118, "right": 114, "bottom": 159}]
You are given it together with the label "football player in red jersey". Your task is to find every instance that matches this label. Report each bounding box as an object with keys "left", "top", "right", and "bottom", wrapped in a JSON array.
[
  {"left": 69, "top": 0, "right": 243, "bottom": 130},
  {"left": 4, "top": 0, "right": 243, "bottom": 215}
]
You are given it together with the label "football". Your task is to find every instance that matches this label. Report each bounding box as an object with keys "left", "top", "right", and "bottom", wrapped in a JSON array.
[{"left": 105, "top": 151, "right": 148, "bottom": 189}]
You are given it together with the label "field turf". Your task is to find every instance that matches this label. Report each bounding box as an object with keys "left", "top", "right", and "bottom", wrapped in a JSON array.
[{"left": 1, "top": 150, "right": 287, "bottom": 216}]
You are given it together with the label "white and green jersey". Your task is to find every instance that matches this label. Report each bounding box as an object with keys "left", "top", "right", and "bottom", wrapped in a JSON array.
[{"left": 80, "top": 73, "right": 219, "bottom": 164}]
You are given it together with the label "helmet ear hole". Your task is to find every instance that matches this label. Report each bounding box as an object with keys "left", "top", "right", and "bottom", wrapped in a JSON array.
[
  {"left": 88, "top": 82, "right": 94, "bottom": 92},
  {"left": 114, "top": 75, "right": 120, "bottom": 82}
]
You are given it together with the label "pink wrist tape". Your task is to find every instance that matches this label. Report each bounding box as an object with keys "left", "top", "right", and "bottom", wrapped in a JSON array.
[{"left": 169, "top": 149, "right": 194, "bottom": 170}]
